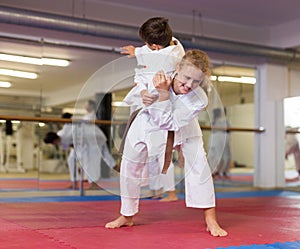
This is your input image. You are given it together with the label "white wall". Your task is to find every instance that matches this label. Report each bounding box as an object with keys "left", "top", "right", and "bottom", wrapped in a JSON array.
[
  {"left": 219, "top": 67, "right": 300, "bottom": 169},
  {"left": 227, "top": 103, "right": 254, "bottom": 167}
]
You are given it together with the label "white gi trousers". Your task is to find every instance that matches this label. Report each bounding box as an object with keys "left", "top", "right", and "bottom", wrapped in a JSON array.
[
  {"left": 181, "top": 136, "right": 215, "bottom": 208},
  {"left": 120, "top": 129, "right": 215, "bottom": 216},
  {"left": 120, "top": 111, "right": 167, "bottom": 216},
  {"left": 78, "top": 124, "right": 116, "bottom": 183},
  {"left": 67, "top": 148, "right": 79, "bottom": 182}
]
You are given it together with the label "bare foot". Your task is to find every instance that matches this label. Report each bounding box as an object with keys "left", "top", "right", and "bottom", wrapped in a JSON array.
[
  {"left": 159, "top": 193, "right": 178, "bottom": 202},
  {"left": 67, "top": 183, "right": 79, "bottom": 189},
  {"left": 152, "top": 194, "right": 163, "bottom": 199},
  {"left": 206, "top": 219, "right": 228, "bottom": 237},
  {"left": 105, "top": 216, "right": 134, "bottom": 229},
  {"left": 87, "top": 182, "right": 99, "bottom": 190},
  {"left": 150, "top": 188, "right": 163, "bottom": 199},
  {"left": 212, "top": 172, "right": 220, "bottom": 179}
]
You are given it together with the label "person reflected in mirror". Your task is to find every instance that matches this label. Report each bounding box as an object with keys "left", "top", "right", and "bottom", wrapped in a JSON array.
[{"left": 285, "top": 127, "right": 300, "bottom": 179}]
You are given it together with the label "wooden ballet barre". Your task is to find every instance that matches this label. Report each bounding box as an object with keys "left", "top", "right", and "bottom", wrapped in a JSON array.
[
  {"left": 0, "top": 115, "right": 267, "bottom": 133},
  {"left": 200, "top": 125, "right": 265, "bottom": 133},
  {"left": 0, "top": 115, "right": 125, "bottom": 125},
  {"left": 285, "top": 128, "right": 300, "bottom": 134}
]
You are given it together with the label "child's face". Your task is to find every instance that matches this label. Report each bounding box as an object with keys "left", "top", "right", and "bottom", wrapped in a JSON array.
[
  {"left": 173, "top": 64, "right": 205, "bottom": 95},
  {"left": 146, "top": 43, "right": 164, "bottom": 51},
  {"left": 85, "top": 102, "right": 92, "bottom": 112}
]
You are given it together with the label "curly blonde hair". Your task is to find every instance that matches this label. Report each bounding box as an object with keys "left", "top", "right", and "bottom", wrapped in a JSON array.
[{"left": 179, "top": 49, "right": 211, "bottom": 76}]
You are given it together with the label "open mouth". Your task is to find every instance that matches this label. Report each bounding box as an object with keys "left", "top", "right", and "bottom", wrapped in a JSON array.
[{"left": 181, "top": 84, "right": 191, "bottom": 92}]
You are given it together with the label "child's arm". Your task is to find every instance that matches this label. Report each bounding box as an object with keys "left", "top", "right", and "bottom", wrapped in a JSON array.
[
  {"left": 120, "top": 45, "right": 136, "bottom": 58},
  {"left": 121, "top": 45, "right": 154, "bottom": 103}
]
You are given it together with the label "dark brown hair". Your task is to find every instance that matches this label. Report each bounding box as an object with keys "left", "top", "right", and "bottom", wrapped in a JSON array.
[
  {"left": 139, "top": 17, "right": 172, "bottom": 47},
  {"left": 44, "top": 132, "right": 59, "bottom": 144}
]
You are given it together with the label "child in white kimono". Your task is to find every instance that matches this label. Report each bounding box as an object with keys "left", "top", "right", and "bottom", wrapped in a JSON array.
[
  {"left": 120, "top": 17, "right": 185, "bottom": 199},
  {"left": 106, "top": 50, "right": 227, "bottom": 237},
  {"left": 76, "top": 100, "right": 116, "bottom": 189},
  {"left": 57, "top": 113, "right": 78, "bottom": 187},
  {"left": 208, "top": 108, "right": 232, "bottom": 178}
]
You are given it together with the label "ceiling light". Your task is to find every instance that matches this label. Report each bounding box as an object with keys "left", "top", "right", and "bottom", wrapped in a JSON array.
[
  {"left": 210, "top": 75, "right": 256, "bottom": 84},
  {"left": 0, "top": 68, "right": 38, "bottom": 79},
  {"left": 0, "top": 81, "right": 11, "bottom": 88},
  {"left": 210, "top": 75, "right": 217, "bottom": 81},
  {"left": 0, "top": 53, "right": 70, "bottom": 67}
]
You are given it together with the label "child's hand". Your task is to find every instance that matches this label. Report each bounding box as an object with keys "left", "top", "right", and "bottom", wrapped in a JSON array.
[
  {"left": 120, "top": 45, "right": 136, "bottom": 58},
  {"left": 153, "top": 71, "right": 171, "bottom": 101},
  {"left": 141, "top": 90, "right": 157, "bottom": 106},
  {"left": 153, "top": 71, "right": 172, "bottom": 91}
]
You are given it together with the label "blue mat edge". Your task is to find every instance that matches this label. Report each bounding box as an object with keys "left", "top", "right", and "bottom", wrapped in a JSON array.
[
  {"left": 214, "top": 240, "right": 300, "bottom": 249},
  {"left": 0, "top": 189, "right": 299, "bottom": 203}
]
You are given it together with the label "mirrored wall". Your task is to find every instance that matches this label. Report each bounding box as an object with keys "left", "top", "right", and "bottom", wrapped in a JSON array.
[
  {"left": 2, "top": 38, "right": 299, "bottom": 197},
  {"left": 0, "top": 61, "right": 261, "bottom": 195}
]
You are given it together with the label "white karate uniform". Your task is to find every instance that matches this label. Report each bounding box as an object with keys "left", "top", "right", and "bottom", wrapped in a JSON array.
[
  {"left": 207, "top": 117, "right": 231, "bottom": 174},
  {"left": 120, "top": 110, "right": 167, "bottom": 196},
  {"left": 76, "top": 111, "right": 116, "bottom": 183},
  {"left": 124, "top": 37, "right": 185, "bottom": 111},
  {"left": 57, "top": 124, "right": 78, "bottom": 182},
  {"left": 122, "top": 37, "right": 185, "bottom": 194},
  {"left": 148, "top": 86, "right": 216, "bottom": 209},
  {"left": 120, "top": 86, "right": 215, "bottom": 216}
]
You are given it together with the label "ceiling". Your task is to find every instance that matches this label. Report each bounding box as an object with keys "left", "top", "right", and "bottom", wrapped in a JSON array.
[
  {"left": 0, "top": 0, "right": 300, "bottom": 111},
  {"left": 97, "top": 0, "right": 300, "bottom": 27}
]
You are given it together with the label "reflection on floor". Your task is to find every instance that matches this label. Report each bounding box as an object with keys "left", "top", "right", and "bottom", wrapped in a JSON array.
[{"left": 1, "top": 165, "right": 299, "bottom": 199}]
